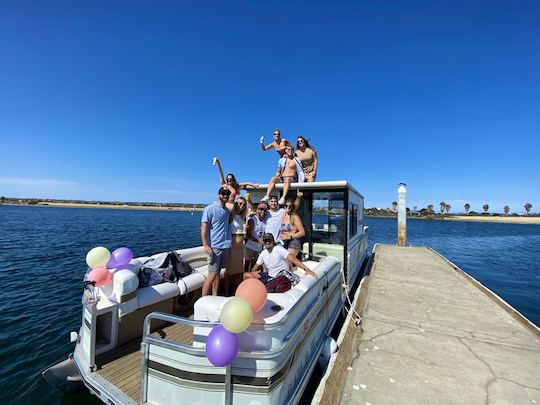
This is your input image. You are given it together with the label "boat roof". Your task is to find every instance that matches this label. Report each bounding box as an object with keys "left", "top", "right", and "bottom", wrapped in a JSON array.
[{"left": 250, "top": 180, "right": 364, "bottom": 199}]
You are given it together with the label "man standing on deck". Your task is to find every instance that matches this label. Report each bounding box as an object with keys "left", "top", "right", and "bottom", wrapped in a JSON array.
[
  {"left": 261, "top": 193, "right": 302, "bottom": 242},
  {"left": 260, "top": 128, "right": 291, "bottom": 157},
  {"left": 201, "top": 187, "right": 232, "bottom": 296}
]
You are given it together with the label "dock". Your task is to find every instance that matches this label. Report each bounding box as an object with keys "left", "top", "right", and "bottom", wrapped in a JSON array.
[{"left": 316, "top": 244, "right": 540, "bottom": 405}]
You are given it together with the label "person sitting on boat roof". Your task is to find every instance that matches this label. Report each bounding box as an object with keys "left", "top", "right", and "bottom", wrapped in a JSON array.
[
  {"left": 201, "top": 187, "right": 233, "bottom": 296},
  {"left": 244, "top": 233, "right": 317, "bottom": 288},
  {"left": 261, "top": 144, "right": 305, "bottom": 205},
  {"left": 295, "top": 135, "right": 318, "bottom": 182},
  {"left": 259, "top": 128, "right": 291, "bottom": 157},
  {"left": 213, "top": 157, "right": 259, "bottom": 207}
]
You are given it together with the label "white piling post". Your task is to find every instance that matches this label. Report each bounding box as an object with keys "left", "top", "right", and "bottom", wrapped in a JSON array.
[{"left": 397, "top": 183, "right": 407, "bottom": 246}]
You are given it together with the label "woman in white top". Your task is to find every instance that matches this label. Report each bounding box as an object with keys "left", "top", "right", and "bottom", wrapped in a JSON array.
[{"left": 225, "top": 197, "right": 248, "bottom": 294}]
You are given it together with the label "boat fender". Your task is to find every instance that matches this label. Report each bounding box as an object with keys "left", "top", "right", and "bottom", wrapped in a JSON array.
[{"left": 318, "top": 337, "right": 338, "bottom": 369}]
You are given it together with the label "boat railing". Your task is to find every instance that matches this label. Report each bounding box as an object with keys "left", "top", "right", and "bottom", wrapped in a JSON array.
[{"left": 140, "top": 256, "right": 342, "bottom": 401}]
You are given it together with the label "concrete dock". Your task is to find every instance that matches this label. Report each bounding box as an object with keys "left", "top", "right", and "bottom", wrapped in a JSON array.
[{"left": 317, "top": 244, "right": 540, "bottom": 405}]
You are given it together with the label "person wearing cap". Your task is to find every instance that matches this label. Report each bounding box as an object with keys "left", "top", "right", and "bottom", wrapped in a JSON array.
[
  {"left": 260, "top": 128, "right": 291, "bottom": 157},
  {"left": 244, "top": 233, "right": 317, "bottom": 286},
  {"left": 244, "top": 202, "right": 268, "bottom": 272},
  {"left": 201, "top": 187, "right": 233, "bottom": 296}
]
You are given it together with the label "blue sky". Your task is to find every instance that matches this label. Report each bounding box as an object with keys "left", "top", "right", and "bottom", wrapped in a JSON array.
[{"left": 0, "top": 1, "right": 538, "bottom": 213}]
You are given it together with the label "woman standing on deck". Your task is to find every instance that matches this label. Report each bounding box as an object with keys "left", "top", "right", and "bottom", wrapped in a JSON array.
[
  {"left": 214, "top": 157, "right": 259, "bottom": 205},
  {"left": 225, "top": 197, "right": 249, "bottom": 294},
  {"left": 281, "top": 198, "right": 305, "bottom": 261},
  {"left": 295, "top": 136, "right": 318, "bottom": 182}
]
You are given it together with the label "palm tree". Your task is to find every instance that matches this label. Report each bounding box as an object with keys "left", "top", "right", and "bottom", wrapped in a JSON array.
[
  {"left": 464, "top": 203, "right": 471, "bottom": 215},
  {"left": 427, "top": 204, "right": 434, "bottom": 214},
  {"left": 483, "top": 204, "right": 489, "bottom": 214},
  {"left": 524, "top": 203, "right": 532, "bottom": 215},
  {"left": 392, "top": 201, "right": 397, "bottom": 212},
  {"left": 445, "top": 204, "right": 451, "bottom": 214},
  {"left": 439, "top": 201, "right": 446, "bottom": 214},
  {"left": 503, "top": 206, "right": 510, "bottom": 216}
]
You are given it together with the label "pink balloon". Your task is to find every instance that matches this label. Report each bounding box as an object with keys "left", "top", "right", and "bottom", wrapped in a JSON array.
[
  {"left": 235, "top": 279, "right": 268, "bottom": 313},
  {"left": 87, "top": 267, "right": 113, "bottom": 288}
]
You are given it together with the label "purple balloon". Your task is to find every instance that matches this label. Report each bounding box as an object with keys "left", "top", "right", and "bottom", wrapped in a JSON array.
[
  {"left": 106, "top": 254, "right": 118, "bottom": 269},
  {"left": 206, "top": 325, "right": 238, "bottom": 367},
  {"left": 112, "top": 247, "right": 133, "bottom": 267}
]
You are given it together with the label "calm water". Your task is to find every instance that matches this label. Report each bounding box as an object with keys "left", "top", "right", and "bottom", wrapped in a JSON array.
[{"left": 0, "top": 206, "right": 539, "bottom": 404}]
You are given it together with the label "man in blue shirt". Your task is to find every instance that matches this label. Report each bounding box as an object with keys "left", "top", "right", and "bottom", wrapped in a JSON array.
[{"left": 201, "top": 187, "right": 232, "bottom": 296}]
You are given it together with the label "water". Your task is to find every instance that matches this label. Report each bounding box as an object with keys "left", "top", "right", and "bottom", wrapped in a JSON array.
[{"left": 0, "top": 206, "right": 538, "bottom": 404}]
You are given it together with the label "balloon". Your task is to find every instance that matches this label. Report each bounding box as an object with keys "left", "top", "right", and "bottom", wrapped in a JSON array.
[
  {"left": 112, "top": 247, "right": 133, "bottom": 267},
  {"left": 220, "top": 298, "right": 253, "bottom": 333},
  {"left": 205, "top": 325, "right": 238, "bottom": 367},
  {"left": 86, "top": 247, "right": 111, "bottom": 269},
  {"left": 236, "top": 279, "right": 267, "bottom": 313},
  {"left": 106, "top": 254, "right": 118, "bottom": 269},
  {"left": 86, "top": 267, "right": 113, "bottom": 288}
]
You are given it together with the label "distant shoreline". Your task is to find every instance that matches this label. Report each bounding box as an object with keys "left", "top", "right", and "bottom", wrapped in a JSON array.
[
  {"left": 1, "top": 202, "right": 204, "bottom": 212},
  {"left": 442, "top": 215, "right": 540, "bottom": 225},
  {"left": 367, "top": 214, "right": 540, "bottom": 225}
]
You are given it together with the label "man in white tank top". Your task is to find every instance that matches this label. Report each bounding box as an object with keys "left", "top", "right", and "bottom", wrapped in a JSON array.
[{"left": 244, "top": 202, "right": 268, "bottom": 269}]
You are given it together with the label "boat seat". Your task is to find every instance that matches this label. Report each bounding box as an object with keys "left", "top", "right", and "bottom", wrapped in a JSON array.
[{"left": 137, "top": 282, "right": 181, "bottom": 308}]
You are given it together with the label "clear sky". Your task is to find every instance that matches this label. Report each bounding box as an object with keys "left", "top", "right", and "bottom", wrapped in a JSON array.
[{"left": 1, "top": 1, "right": 538, "bottom": 213}]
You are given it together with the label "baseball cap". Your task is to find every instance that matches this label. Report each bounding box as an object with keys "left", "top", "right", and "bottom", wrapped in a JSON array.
[
  {"left": 218, "top": 187, "right": 231, "bottom": 196},
  {"left": 262, "top": 233, "right": 275, "bottom": 242}
]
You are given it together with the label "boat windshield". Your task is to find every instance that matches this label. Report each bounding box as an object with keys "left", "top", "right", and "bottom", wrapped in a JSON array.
[{"left": 311, "top": 191, "right": 346, "bottom": 245}]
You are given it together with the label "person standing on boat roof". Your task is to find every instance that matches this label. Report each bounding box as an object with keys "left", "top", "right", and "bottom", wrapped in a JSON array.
[
  {"left": 295, "top": 136, "right": 318, "bottom": 182},
  {"left": 201, "top": 187, "right": 232, "bottom": 296},
  {"left": 261, "top": 145, "right": 305, "bottom": 205},
  {"left": 260, "top": 128, "right": 291, "bottom": 157},
  {"left": 213, "top": 157, "right": 259, "bottom": 207},
  {"left": 244, "top": 233, "right": 317, "bottom": 286}
]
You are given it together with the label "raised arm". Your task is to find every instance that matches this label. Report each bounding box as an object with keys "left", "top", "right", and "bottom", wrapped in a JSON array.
[
  {"left": 215, "top": 158, "right": 226, "bottom": 185},
  {"left": 293, "top": 191, "right": 303, "bottom": 210}
]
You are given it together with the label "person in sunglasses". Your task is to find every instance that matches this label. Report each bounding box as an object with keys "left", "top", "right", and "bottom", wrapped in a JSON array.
[
  {"left": 281, "top": 198, "right": 305, "bottom": 262},
  {"left": 244, "top": 202, "right": 268, "bottom": 272},
  {"left": 244, "top": 233, "right": 317, "bottom": 288},
  {"left": 201, "top": 187, "right": 233, "bottom": 296},
  {"left": 213, "top": 157, "right": 259, "bottom": 206},
  {"left": 260, "top": 145, "right": 305, "bottom": 205},
  {"left": 295, "top": 135, "right": 318, "bottom": 182},
  {"left": 225, "top": 197, "right": 250, "bottom": 294},
  {"left": 259, "top": 128, "right": 292, "bottom": 157}
]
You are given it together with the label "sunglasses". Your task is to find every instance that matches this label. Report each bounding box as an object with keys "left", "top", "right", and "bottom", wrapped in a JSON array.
[
  {"left": 237, "top": 202, "right": 246, "bottom": 206},
  {"left": 285, "top": 204, "right": 293, "bottom": 208},
  {"left": 257, "top": 208, "right": 267, "bottom": 211},
  {"left": 227, "top": 179, "right": 234, "bottom": 182}
]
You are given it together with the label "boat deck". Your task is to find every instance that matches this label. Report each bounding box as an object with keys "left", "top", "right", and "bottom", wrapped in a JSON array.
[
  {"left": 317, "top": 244, "right": 540, "bottom": 405},
  {"left": 95, "top": 321, "right": 193, "bottom": 402}
]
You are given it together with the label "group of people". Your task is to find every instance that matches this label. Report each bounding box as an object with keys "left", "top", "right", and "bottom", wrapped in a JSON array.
[{"left": 200, "top": 130, "right": 319, "bottom": 296}]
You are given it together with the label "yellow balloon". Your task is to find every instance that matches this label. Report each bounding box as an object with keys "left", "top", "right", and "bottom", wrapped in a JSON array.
[
  {"left": 86, "top": 246, "right": 111, "bottom": 269},
  {"left": 220, "top": 298, "right": 253, "bottom": 333}
]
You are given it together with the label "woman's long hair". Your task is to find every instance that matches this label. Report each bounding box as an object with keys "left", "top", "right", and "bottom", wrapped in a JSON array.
[
  {"left": 226, "top": 173, "right": 240, "bottom": 190},
  {"left": 234, "top": 197, "right": 248, "bottom": 219}
]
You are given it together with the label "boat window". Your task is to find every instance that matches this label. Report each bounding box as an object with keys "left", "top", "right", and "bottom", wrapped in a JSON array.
[
  {"left": 350, "top": 203, "right": 358, "bottom": 236},
  {"left": 311, "top": 192, "right": 345, "bottom": 245}
]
